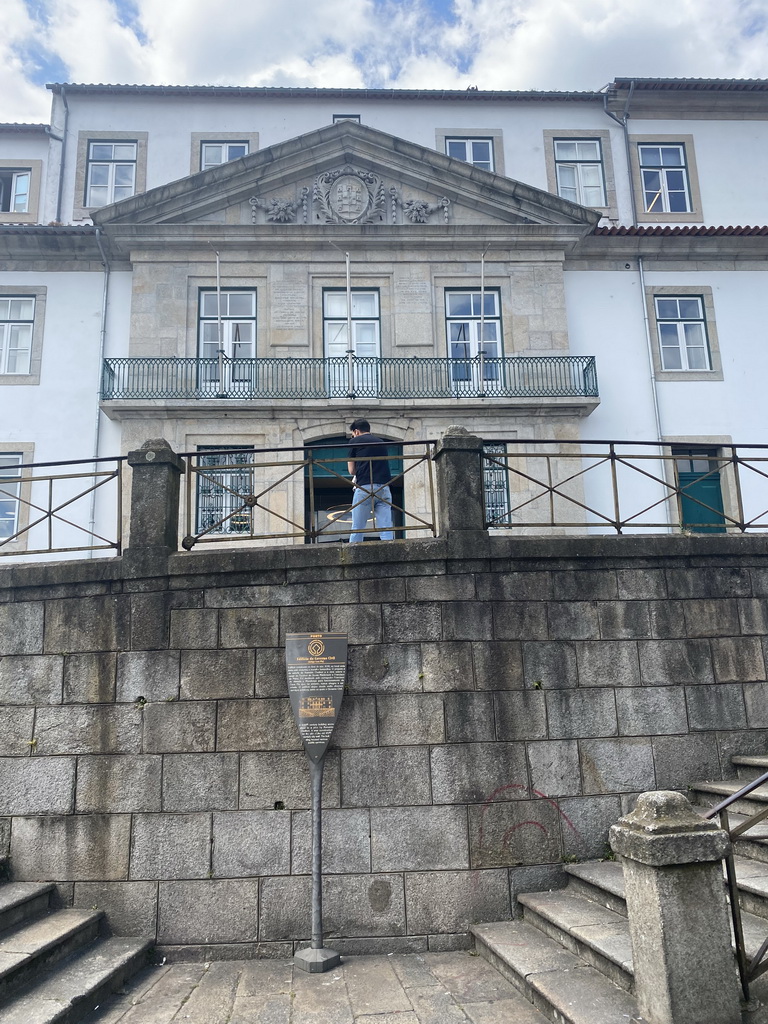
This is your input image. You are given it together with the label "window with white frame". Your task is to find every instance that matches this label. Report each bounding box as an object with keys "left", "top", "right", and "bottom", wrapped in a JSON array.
[
  {"left": 638, "top": 144, "right": 691, "bottom": 214},
  {"left": 333, "top": 114, "right": 361, "bottom": 123},
  {"left": 655, "top": 296, "right": 710, "bottom": 371},
  {"left": 199, "top": 290, "right": 256, "bottom": 360},
  {"left": 553, "top": 139, "right": 606, "bottom": 207},
  {"left": 323, "top": 290, "right": 380, "bottom": 395},
  {"left": 445, "top": 138, "right": 494, "bottom": 172},
  {"left": 86, "top": 141, "right": 138, "bottom": 207},
  {"left": 0, "top": 296, "right": 34, "bottom": 375},
  {"left": 445, "top": 289, "right": 502, "bottom": 384},
  {"left": 0, "top": 169, "right": 31, "bottom": 213},
  {"left": 200, "top": 141, "right": 249, "bottom": 171},
  {"left": 196, "top": 446, "right": 254, "bottom": 535},
  {"left": 0, "top": 453, "right": 22, "bottom": 540}
]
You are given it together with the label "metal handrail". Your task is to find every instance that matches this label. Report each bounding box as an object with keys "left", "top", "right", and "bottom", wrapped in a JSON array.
[
  {"left": 704, "top": 769, "right": 768, "bottom": 1001},
  {"left": 482, "top": 439, "right": 768, "bottom": 534},
  {"left": 180, "top": 441, "right": 437, "bottom": 548},
  {"left": 101, "top": 354, "right": 599, "bottom": 401}
]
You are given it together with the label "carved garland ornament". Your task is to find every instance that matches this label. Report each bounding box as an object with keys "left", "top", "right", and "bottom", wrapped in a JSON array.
[{"left": 248, "top": 166, "right": 451, "bottom": 225}]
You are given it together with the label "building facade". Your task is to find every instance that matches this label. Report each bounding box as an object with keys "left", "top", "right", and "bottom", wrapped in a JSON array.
[{"left": 2, "top": 79, "right": 768, "bottom": 554}]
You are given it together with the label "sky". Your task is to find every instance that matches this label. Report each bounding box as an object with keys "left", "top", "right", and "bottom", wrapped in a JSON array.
[{"left": 3, "top": 0, "right": 768, "bottom": 124}]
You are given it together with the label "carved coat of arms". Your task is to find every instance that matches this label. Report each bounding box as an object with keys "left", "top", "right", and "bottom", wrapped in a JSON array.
[{"left": 314, "top": 166, "right": 386, "bottom": 224}]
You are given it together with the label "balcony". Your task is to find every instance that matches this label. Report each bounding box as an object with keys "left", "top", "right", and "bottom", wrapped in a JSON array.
[{"left": 101, "top": 355, "right": 598, "bottom": 402}]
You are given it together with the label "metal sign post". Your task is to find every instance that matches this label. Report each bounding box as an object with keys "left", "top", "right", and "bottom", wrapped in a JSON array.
[{"left": 286, "top": 632, "right": 348, "bottom": 973}]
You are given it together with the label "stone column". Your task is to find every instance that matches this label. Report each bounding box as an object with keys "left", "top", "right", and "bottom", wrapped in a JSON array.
[
  {"left": 610, "top": 790, "right": 741, "bottom": 1024},
  {"left": 125, "top": 438, "right": 185, "bottom": 568},
  {"left": 432, "top": 426, "right": 486, "bottom": 536}
]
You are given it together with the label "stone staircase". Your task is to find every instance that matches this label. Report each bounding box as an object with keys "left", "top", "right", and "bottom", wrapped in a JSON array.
[
  {"left": 0, "top": 872, "right": 150, "bottom": 1024},
  {"left": 472, "top": 754, "right": 768, "bottom": 1024}
]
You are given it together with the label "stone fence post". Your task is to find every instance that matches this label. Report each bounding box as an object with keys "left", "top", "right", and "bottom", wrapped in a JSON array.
[
  {"left": 610, "top": 790, "right": 741, "bottom": 1024},
  {"left": 432, "top": 426, "right": 486, "bottom": 536},
  {"left": 125, "top": 438, "right": 185, "bottom": 567}
]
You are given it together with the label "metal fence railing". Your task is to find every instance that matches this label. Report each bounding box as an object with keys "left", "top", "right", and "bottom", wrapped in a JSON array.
[
  {"left": 180, "top": 441, "right": 438, "bottom": 549},
  {"left": 482, "top": 440, "right": 768, "bottom": 534},
  {"left": 101, "top": 355, "right": 598, "bottom": 401},
  {"left": 0, "top": 455, "right": 123, "bottom": 558}
]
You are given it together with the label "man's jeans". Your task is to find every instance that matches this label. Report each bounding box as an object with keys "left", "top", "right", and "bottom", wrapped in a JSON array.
[{"left": 349, "top": 485, "right": 394, "bottom": 543}]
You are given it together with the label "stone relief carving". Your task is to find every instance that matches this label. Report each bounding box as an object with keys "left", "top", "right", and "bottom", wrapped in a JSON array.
[
  {"left": 314, "top": 166, "right": 386, "bottom": 224},
  {"left": 248, "top": 166, "right": 452, "bottom": 225}
]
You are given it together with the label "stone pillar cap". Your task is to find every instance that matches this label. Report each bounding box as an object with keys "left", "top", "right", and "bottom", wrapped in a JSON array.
[
  {"left": 619, "top": 790, "right": 721, "bottom": 836},
  {"left": 610, "top": 791, "right": 730, "bottom": 866},
  {"left": 127, "top": 438, "right": 185, "bottom": 472}
]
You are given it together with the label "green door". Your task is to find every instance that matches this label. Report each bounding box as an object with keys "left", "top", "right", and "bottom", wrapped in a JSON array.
[{"left": 674, "top": 449, "right": 726, "bottom": 533}]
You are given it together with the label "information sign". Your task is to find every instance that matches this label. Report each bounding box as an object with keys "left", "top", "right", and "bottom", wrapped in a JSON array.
[{"left": 286, "top": 633, "right": 347, "bottom": 763}]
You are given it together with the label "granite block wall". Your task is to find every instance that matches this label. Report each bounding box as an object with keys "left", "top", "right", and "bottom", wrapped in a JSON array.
[{"left": 0, "top": 534, "right": 767, "bottom": 958}]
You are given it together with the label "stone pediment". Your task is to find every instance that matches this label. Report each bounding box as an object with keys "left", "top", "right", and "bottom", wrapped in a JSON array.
[{"left": 91, "top": 121, "right": 600, "bottom": 231}]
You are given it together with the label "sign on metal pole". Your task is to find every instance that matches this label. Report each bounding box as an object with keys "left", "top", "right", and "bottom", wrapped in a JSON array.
[{"left": 286, "top": 632, "right": 347, "bottom": 973}]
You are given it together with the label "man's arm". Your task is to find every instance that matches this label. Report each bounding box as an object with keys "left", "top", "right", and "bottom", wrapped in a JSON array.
[{"left": 347, "top": 459, "right": 356, "bottom": 477}]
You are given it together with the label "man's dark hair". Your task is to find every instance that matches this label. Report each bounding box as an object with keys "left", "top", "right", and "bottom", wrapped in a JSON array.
[{"left": 349, "top": 418, "right": 370, "bottom": 433}]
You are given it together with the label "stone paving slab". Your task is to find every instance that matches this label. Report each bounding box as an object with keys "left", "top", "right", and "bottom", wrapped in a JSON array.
[{"left": 84, "top": 952, "right": 550, "bottom": 1023}]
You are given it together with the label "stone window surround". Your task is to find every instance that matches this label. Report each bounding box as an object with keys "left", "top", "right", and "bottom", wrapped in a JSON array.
[
  {"left": 543, "top": 129, "right": 618, "bottom": 222},
  {"left": 628, "top": 134, "right": 703, "bottom": 224},
  {"left": 0, "top": 160, "right": 43, "bottom": 225},
  {"left": 435, "top": 129, "right": 505, "bottom": 177},
  {"left": 73, "top": 131, "right": 148, "bottom": 222},
  {"left": 0, "top": 441, "right": 34, "bottom": 552},
  {"left": 312, "top": 274, "right": 393, "bottom": 358},
  {"left": 185, "top": 276, "right": 266, "bottom": 358},
  {"left": 189, "top": 133, "right": 260, "bottom": 175},
  {"left": 661, "top": 434, "right": 738, "bottom": 532},
  {"left": 645, "top": 285, "right": 723, "bottom": 381},
  {"left": 0, "top": 285, "right": 46, "bottom": 386},
  {"left": 433, "top": 275, "right": 511, "bottom": 358},
  {"left": 332, "top": 114, "right": 361, "bottom": 124}
]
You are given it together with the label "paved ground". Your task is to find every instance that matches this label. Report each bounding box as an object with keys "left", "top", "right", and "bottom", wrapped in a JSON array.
[{"left": 84, "top": 952, "right": 549, "bottom": 1024}]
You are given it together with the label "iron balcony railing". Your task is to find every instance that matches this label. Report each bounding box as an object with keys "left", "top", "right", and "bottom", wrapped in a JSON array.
[{"left": 101, "top": 355, "right": 598, "bottom": 401}]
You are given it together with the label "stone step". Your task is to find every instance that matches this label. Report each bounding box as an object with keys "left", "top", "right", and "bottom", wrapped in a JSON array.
[
  {"left": 518, "top": 889, "right": 634, "bottom": 992},
  {"left": 0, "top": 885, "right": 54, "bottom": 937},
  {"left": 0, "top": 910, "right": 103, "bottom": 1001},
  {"left": 728, "top": 813, "right": 768, "bottom": 864},
  {"left": 689, "top": 779, "right": 768, "bottom": 818},
  {"left": 563, "top": 861, "right": 626, "bottom": 916},
  {"left": 733, "top": 756, "right": 768, "bottom": 782},
  {"left": 732, "top": 856, "right": 768, "bottom": 920},
  {"left": 0, "top": 937, "right": 151, "bottom": 1024},
  {"left": 472, "top": 919, "right": 640, "bottom": 1024}
]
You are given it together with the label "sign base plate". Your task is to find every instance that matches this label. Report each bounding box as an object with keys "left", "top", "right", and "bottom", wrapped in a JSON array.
[{"left": 294, "top": 946, "right": 342, "bottom": 973}]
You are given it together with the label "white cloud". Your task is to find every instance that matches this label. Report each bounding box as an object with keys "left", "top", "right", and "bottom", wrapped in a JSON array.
[{"left": 3, "top": 0, "right": 768, "bottom": 123}]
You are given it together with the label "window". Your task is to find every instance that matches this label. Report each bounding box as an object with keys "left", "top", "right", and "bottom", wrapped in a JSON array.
[
  {"left": 0, "top": 160, "right": 43, "bottom": 223},
  {"left": 629, "top": 135, "right": 701, "bottom": 223},
  {"left": 85, "top": 141, "right": 137, "bottom": 207},
  {"left": 198, "top": 290, "right": 257, "bottom": 391},
  {"left": 553, "top": 139, "right": 606, "bottom": 206},
  {"left": 639, "top": 144, "right": 691, "bottom": 214},
  {"left": 445, "top": 138, "right": 494, "bottom": 172},
  {"left": 74, "top": 132, "right": 147, "bottom": 220},
  {"left": 333, "top": 114, "right": 361, "bottom": 123},
  {"left": 0, "top": 169, "right": 30, "bottom": 213},
  {"left": 483, "top": 443, "right": 510, "bottom": 527},
  {"left": 200, "top": 142, "right": 249, "bottom": 171},
  {"left": 0, "top": 453, "right": 22, "bottom": 541},
  {"left": 196, "top": 447, "right": 254, "bottom": 535},
  {"left": 323, "top": 290, "right": 380, "bottom": 395},
  {"left": 445, "top": 289, "right": 502, "bottom": 389},
  {"left": 0, "top": 297, "right": 34, "bottom": 375},
  {"left": 655, "top": 296, "right": 710, "bottom": 371}
]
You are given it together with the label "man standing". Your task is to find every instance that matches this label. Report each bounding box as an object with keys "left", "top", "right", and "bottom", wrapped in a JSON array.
[{"left": 347, "top": 419, "right": 394, "bottom": 543}]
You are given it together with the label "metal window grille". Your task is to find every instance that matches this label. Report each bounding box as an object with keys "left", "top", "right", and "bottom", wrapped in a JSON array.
[
  {"left": 196, "top": 447, "right": 254, "bottom": 535},
  {"left": 483, "top": 443, "right": 510, "bottom": 526}
]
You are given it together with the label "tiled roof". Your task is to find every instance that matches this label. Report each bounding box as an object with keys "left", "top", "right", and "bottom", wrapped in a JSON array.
[
  {"left": 612, "top": 78, "right": 768, "bottom": 92},
  {"left": 594, "top": 225, "right": 768, "bottom": 236},
  {"left": 46, "top": 83, "right": 601, "bottom": 101},
  {"left": 0, "top": 123, "right": 49, "bottom": 132}
]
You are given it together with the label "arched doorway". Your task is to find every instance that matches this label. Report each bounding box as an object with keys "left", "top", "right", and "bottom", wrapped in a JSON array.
[{"left": 304, "top": 435, "right": 404, "bottom": 543}]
